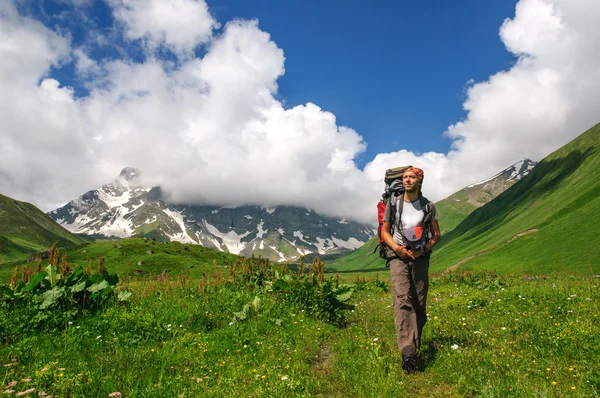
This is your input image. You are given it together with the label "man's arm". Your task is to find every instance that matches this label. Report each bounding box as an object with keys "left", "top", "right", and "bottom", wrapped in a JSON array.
[
  {"left": 381, "top": 221, "right": 413, "bottom": 260},
  {"left": 425, "top": 219, "right": 441, "bottom": 252}
]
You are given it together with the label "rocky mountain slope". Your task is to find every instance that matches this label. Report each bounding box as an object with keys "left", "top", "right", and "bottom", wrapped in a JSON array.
[
  {"left": 435, "top": 159, "right": 537, "bottom": 233},
  {"left": 48, "top": 168, "right": 373, "bottom": 262}
]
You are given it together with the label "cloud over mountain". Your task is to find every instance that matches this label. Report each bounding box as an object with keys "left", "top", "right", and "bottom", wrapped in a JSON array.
[{"left": 0, "top": 0, "right": 599, "bottom": 224}]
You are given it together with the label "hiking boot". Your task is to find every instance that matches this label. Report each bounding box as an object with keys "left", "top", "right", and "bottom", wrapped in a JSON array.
[{"left": 402, "top": 355, "right": 418, "bottom": 374}]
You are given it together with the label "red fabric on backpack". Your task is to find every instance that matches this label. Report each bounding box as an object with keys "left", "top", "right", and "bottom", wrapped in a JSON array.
[{"left": 377, "top": 200, "right": 387, "bottom": 243}]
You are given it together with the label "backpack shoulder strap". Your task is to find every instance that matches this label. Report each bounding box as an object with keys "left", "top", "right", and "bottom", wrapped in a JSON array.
[{"left": 419, "top": 194, "right": 433, "bottom": 225}]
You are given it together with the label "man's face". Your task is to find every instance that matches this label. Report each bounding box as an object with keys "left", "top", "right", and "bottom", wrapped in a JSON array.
[{"left": 403, "top": 171, "right": 420, "bottom": 193}]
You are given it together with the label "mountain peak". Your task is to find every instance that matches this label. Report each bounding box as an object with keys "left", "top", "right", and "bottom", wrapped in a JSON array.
[{"left": 119, "top": 167, "right": 140, "bottom": 181}]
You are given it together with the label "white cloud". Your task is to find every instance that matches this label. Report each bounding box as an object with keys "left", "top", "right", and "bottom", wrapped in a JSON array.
[
  {"left": 109, "top": 0, "right": 218, "bottom": 57},
  {"left": 1, "top": 0, "right": 600, "bottom": 226}
]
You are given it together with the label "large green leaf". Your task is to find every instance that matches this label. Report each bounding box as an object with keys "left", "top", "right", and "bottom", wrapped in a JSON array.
[
  {"left": 38, "top": 286, "right": 65, "bottom": 309},
  {"left": 335, "top": 290, "right": 353, "bottom": 302},
  {"left": 24, "top": 272, "right": 46, "bottom": 292},
  {"left": 65, "top": 265, "right": 86, "bottom": 286},
  {"left": 70, "top": 281, "right": 87, "bottom": 293},
  {"left": 45, "top": 264, "right": 61, "bottom": 286},
  {"left": 87, "top": 280, "right": 110, "bottom": 294}
]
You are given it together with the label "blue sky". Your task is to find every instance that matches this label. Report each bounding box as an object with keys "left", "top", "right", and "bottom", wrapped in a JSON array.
[
  {"left": 208, "top": 0, "right": 520, "bottom": 164},
  {"left": 2, "top": 0, "right": 599, "bottom": 222}
]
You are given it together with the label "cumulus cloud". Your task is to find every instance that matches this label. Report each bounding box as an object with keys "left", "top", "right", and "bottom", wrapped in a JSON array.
[
  {"left": 109, "top": 0, "right": 218, "bottom": 57},
  {"left": 1, "top": 0, "right": 599, "bottom": 225}
]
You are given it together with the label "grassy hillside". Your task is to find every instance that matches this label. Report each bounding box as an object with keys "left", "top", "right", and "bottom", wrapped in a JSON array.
[
  {"left": 435, "top": 196, "right": 478, "bottom": 234},
  {"left": 0, "top": 194, "right": 86, "bottom": 263},
  {"left": 431, "top": 122, "right": 600, "bottom": 275},
  {"left": 0, "top": 237, "right": 241, "bottom": 284},
  {"left": 326, "top": 235, "right": 388, "bottom": 272}
]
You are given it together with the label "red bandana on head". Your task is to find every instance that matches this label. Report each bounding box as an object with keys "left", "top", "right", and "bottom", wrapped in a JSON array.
[{"left": 405, "top": 167, "right": 424, "bottom": 181}]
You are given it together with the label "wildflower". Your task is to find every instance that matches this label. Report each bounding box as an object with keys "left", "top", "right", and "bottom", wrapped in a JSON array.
[
  {"left": 551, "top": 381, "right": 557, "bottom": 386},
  {"left": 571, "top": 386, "right": 576, "bottom": 390},
  {"left": 373, "top": 337, "right": 379, "bottom": 342},
  {"left": 281, "top": 375, "right": 288, "bottom": 381},
  {"left": 569, "top": 367, "right": 574, "bottom": 371},
  {"left": 450, "top": 344, "right": 459, "bottom": 350},
  {"left": 96, "top": 335, "right": 101, "bottom": 340},
  {"left": 108, "top": 393, "right": 122, "bottom": 398}
]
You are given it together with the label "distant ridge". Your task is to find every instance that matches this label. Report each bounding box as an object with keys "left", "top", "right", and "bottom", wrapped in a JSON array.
[
  {"left": 435, "top": 158, "right": 537, "bottom": 234},
  {"left": 48, "top": 170, "right": 373, "bottom": 263},
  {"left": 0, "top": 193, "right": 86, "bottom": 263}
]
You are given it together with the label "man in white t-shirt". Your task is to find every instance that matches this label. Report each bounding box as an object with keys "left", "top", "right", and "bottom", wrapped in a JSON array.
[{"left": 381, "top": 167, "right": 441, "bottom": 373}]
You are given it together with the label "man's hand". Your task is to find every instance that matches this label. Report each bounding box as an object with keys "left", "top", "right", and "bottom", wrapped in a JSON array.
[
  {"left": 408, "top": 249, "right": 423, "bottom": 259},
  {"left": 394, "top": 245, "right": 414, "bottom": 260}
]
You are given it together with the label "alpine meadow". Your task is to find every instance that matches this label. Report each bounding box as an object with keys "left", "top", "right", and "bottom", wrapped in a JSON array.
[{"left": 2, "top": 0, "right": 600, "bottom": 396}]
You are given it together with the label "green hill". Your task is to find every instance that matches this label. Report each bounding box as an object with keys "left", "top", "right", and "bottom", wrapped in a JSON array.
[
  {"left": 0, "top": 193, "right": 87, "bottom": 263},
  {"left": 435, "top": 199, "right": 477, "bottom": 235},
  {"left": 0, "top": 237, "right": 242, "bottom": 283},
  {"left": 325, "top": 235, "right": 387, "bottom": 272},
  {"left": 431, "top": 121, "right": 600, "bottom": 275}
]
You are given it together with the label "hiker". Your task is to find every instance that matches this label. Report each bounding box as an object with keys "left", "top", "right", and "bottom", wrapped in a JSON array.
[{"left": 380, "top": 166, "right": 441, "bottom": 373}]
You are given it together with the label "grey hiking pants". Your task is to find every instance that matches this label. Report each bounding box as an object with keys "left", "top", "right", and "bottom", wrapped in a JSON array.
[{"left": 389, "top": 255, "right": 429, "bottom": 357}]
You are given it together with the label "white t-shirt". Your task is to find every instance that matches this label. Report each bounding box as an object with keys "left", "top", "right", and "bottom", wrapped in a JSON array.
[{"left": 383, "top": 197, "right": 438, "bottom": 246}]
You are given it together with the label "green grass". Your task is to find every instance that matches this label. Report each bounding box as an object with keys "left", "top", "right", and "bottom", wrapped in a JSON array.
[
  {"left": 430, "top": 122, "right": 600, "bottom": 274},
  {"left": 1, "top": 269, "right": 598, "bottom": 397},
  {"left": 435, "top": 199, "right": 477, "bottom": 235}
]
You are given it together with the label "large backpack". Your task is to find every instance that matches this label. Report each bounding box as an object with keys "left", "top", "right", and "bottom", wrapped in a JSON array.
[{"left": 374, "top": 166, "right": 433, "bottom": 265}]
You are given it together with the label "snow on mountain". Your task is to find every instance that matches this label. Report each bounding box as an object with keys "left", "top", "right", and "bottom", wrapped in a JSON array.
[
  {"left": 468, "top": 158, "right": 537, "bottom": 188},
  {"left": 48, "top": 168, "right": 373, "bottom": 262}
]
